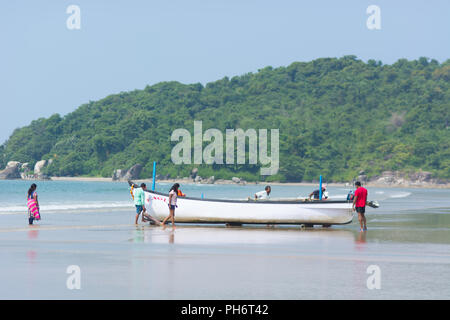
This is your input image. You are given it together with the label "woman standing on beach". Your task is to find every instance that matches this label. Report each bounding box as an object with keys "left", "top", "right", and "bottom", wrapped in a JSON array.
[
  {"left": 161, "top": 183, "right": 180, "bottom": 227},
  {"left": 27, "top": 183, "right": 41, "bottom": 225}
]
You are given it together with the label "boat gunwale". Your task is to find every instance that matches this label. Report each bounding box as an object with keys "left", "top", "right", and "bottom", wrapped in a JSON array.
[
  {"left": 143, "top": 189, "right": 352, "bottom": 205},
  {"left": 150, "top": 220, "right": 354, "bottom": 225}
]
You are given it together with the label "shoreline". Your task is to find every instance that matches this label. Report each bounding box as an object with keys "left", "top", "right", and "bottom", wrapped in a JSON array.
[{"left": 48, "top": 176, "right": 450, "bottom": 189}]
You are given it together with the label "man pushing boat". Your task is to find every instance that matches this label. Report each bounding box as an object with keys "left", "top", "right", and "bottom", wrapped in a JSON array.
[{"left": 132, "top": 183, "right": 161, "bottom": 225}]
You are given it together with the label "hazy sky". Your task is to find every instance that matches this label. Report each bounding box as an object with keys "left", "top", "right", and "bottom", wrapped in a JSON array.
[{"left": 1, "top": 0, "right": 449, "bottom": 143}]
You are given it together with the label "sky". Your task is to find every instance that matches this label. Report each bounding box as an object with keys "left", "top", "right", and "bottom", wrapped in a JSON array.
[{"left": 0, "top": 0, "right": 449, "bottom": 143}]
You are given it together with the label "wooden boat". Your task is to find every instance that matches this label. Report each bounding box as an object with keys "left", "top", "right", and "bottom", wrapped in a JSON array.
[{"left": 131, "top": 183, "right": 354, "bottom": 226}]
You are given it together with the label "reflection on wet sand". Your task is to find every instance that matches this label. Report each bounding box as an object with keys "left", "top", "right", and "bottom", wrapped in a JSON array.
[
  {"left": 1, "top": 221, "right": 449, "bottom": 299},
  {"left": 27, "top": 229, "right": 39, "bottom": 239},
  {"left": 129, "top": 224, "right": 355, "bottom": 246},
  {"left": 354, "top": 231, "right": 367, "bottom": 247},
  {"left": 26, "top": 229, "right": 39, "bottom": 293},
  {"left": 132, "top": 225, "right": 176, "bottom": 244}
]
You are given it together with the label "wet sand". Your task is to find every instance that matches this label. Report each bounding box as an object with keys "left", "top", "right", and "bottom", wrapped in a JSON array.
[{"left": 1, "top": 208, "right": 449, "bottom": 299}]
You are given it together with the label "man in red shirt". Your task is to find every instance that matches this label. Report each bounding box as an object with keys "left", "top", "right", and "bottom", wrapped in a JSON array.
[{"left": 353, "top": 181, "right": 368, "bottom": 231}]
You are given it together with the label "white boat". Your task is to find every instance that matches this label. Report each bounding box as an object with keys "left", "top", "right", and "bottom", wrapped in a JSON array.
[{"left": 137, "top": 186, "right": 353, "bottom": 226}]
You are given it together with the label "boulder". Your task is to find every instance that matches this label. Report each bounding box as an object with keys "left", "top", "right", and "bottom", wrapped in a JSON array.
[
  {"left": 123, "top": 164, "right": 143, "bottom": 181},
  {"left": 357, "top": 175, "right": 368, "bottom": 182},
  {"left": 194, "top": 175, "right": 203, "bottom": 183},
  {"left": 420, "top": 172, "right": 432, "bottom": 182},
  {"left": 375, "top": 171, "right": 395, "bottom": 184},
  {"left": 112, "top": 169, "right": 125, "bottom": 181},
  {"left": 7, "top": 161, "right": 21, "bottom": 168},
  {"left": 409, "top": 171, "right": 432, "bottom": 182},
  {"left": 34, "top": 160, "right": 47, "bottom": 175},
  {"left": 20, "top": 162, "right": 37, "bottom": 179},
  {"left": 112, "top": 164, "right": 143, "bottom": 181},
  {"left": 231, "top": 177, "right": 241, "bottom": 184},
  {"left": 205, "top": 176, "right": 215, "bottom": 184},
  {"left": 0, "top": 162, "right": 21, "bottom": 179}
]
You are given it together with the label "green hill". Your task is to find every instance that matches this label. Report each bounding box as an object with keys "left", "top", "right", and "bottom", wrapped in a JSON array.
[{"left": 1, "top": 56, "right": 449, "bottom": 182}]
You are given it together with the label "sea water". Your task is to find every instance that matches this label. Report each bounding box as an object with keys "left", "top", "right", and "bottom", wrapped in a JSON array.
[{"left": 0, "top": 180, "right": 449, "bottom": 299}]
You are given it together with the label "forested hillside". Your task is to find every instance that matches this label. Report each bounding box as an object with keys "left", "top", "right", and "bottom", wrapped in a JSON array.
[{"left": 1, "top": 56, "right": 449, "bottom": 182}]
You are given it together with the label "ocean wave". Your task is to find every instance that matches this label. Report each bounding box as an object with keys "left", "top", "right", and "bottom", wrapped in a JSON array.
[
  {"left": 0, "top": 201, "right": 133, "bottom": 215},
  {"left": 389, "top": 192, "right": 412, "bottom": 199}
]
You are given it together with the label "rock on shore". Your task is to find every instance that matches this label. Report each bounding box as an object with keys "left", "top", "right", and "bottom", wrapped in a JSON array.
[
  {"left": 367, "top": 170, "right": 438, "bottom": 186},
  {"left": 112, "top": 164, "right": 143, "bottom": 181},
  {"left": 0, "top": 158, "right": 51, "bottom": 180},
  {"left": 0, "top": 161, "right": 21, "bottom": 179}
]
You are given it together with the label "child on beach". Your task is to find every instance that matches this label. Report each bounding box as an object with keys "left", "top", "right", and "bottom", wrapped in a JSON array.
[{"left": 161, "top": 183, "right": 180, "bottom": 227}]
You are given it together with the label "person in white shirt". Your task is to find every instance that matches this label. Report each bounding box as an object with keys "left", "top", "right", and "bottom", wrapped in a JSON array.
[
  {"left": 161, "top": 183, "right": 180, "bottom": 227},
  {"left": 255, "top": 186, "right": 271, "bottom": 200}
]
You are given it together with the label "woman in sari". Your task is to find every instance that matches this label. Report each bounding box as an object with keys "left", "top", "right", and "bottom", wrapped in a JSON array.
[{"left": 27, "top": 183, "right": 40, "bottom": 225}]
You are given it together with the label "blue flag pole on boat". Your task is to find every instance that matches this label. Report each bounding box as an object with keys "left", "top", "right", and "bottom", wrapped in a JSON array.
[
  {"left": 319, "top": 175, "right": 323, "bottom": 200},
  {"left": 152, "top": 161, "right": 156, "bottom": 191}
]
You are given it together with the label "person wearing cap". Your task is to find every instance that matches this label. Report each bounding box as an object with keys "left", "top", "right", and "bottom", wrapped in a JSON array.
[
  {"left": 309, "top": 187, "right": 328, "bottom": 200},
  {"left": 133, "top": 183, "right": 147, "bottom": 224}
]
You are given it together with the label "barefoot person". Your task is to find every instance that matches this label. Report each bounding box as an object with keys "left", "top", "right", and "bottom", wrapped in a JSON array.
[
  {"left": 352, "top": 181, "right": 368, "bottom": 232},
  {"left": 27, "top": 183, "right": 41, "bottom": 225},
  {"left": 161, "top": 183, "right": 180, "bottom": 227},
  {"left": 133, "top": 183, "right": 147, "bottom": 225}
]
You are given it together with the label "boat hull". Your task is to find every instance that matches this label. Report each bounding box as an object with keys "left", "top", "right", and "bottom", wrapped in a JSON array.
[{"left": 144, "top": 190, "right": 353, "bottom": 225}]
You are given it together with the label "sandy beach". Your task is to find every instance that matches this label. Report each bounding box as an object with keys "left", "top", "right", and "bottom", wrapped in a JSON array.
[
  {"left": 1, "top": 179, "right": 449, "bottom": 299},
  {"left": 1, "top": 215, "right": 449, "bottom": 299}
]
